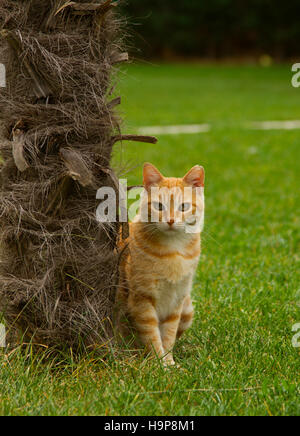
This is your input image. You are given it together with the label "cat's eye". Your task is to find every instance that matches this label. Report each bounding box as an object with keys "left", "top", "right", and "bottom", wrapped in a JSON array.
[
  {"left": 152, "top": 201, "right": 165, "bottom": 211},
  {"left": 178, "top": 202, "right": 191, "bottom": 212}
]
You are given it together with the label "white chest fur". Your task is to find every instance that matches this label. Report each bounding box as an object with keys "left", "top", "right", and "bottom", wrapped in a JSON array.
[{"left": 155, "top": 273, "right": 193, "bottom": 321}]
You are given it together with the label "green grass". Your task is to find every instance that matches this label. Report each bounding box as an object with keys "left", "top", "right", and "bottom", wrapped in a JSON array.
[{"left": 1, "top": 64, "right": 300, "bottom": 416}]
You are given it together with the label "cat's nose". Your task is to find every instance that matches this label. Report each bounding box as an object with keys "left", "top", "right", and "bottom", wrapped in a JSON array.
[{"left": 168, "top": 219, "right": 175, "bottom": 226}]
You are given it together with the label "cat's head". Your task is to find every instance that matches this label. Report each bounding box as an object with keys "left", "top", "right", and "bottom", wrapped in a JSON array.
[{"left": 139, "top": 163, "right": 205, "bottom": 236}]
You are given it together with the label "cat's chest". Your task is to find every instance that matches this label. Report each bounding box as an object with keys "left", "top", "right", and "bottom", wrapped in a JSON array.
[
  {"left": 155, "top": 276, "right": 191, "bottom": 320},
  {"left": 152, "top": 254, "right": 198, "bottom": 283}
]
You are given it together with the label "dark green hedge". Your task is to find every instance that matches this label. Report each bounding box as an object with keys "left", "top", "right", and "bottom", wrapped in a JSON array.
[{"left": 123, "top": 0, "right": 300, "bottom": 58}]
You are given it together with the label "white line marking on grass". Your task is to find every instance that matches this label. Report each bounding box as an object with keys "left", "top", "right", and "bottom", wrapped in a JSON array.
[
  {"left": 135, "top": 120, "right": 300, "bottom": 137},
  {"left": 249, "top": 120, "right": 300, "bottom": 130},
  {"left": 137, "top": 124, "right": 211, "bottom": 136}
]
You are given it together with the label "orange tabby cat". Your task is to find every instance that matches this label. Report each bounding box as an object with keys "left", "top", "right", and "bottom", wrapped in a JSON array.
[{"left": 116, "top": 163, "right": 205, "bottom": 366}]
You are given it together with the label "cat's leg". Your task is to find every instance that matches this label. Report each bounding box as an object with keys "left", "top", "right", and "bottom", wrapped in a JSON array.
[
  {"left": 160, "top": 307, "right": 183, "bottom": 366},
  {"left": 129, "top": 293, "right": 165, "bottom": 359},
  {"left": 177, "top": 295, "right": 194, "bottom": 339}
]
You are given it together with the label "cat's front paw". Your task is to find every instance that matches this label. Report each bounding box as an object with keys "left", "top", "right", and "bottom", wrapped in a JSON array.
[{"left": 162, "top": 355, "right": 176, "bottom": 367}]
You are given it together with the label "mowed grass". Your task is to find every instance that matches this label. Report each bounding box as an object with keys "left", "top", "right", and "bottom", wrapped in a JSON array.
[{"left": 1, "top": 64, "right": 300, "bottom": 416}]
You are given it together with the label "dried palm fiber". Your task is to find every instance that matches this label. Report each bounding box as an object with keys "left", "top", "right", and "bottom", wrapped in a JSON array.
[{"left": 0, "top": 0, "right": 157, "bottom": 349}]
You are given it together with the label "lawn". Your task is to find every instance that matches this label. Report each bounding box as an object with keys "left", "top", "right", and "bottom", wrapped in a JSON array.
[{"left": 1, "top": 64, "right": 300, "bottom": 416}]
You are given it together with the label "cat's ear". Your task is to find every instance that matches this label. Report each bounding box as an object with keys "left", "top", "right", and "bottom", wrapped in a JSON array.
[
  {"left": 183, "top": 165, "right": 205, "bottom": 188},
  {"left": 143, "top": 163, "right": 164, "bottom": 190}
]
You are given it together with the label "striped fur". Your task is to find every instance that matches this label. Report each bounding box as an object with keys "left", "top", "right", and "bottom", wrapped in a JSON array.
[{"left": 116, "top": 163, "right": 205, "bottom": 366}]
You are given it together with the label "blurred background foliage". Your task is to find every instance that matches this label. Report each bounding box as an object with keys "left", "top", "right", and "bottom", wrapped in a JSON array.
[{"left": 122, "top": 0, "right": 300, "bottom": 60}]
